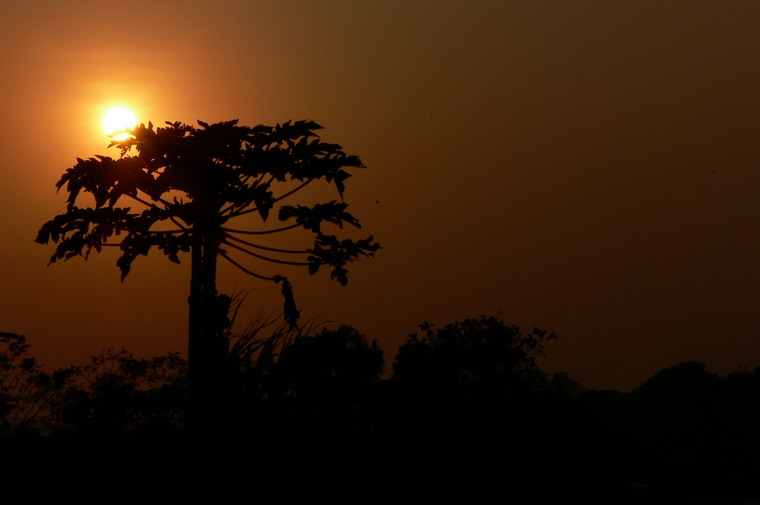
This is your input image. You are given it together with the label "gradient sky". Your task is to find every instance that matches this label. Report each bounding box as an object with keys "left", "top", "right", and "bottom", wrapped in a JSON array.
[{"left": 1, "top": 1, "right": 758, "bottom": 391}]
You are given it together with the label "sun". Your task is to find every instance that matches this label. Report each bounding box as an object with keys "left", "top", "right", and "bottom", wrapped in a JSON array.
[{"left": 102, "top": 107, "right": 137, "bottom": 140}]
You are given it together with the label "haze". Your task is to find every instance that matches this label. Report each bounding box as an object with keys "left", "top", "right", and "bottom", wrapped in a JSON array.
[{"left": 0, "top": 1, "right": 757, "bottom": 391}]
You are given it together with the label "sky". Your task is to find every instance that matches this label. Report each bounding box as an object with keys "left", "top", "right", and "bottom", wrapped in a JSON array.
[{"left": 0, "top": 0, "right": 758, "bottom": 391}]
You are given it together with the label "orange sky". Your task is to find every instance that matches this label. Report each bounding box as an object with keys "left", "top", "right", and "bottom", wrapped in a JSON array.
[{"left": 1, "top": 1, "right": 758, "bottom": 390}]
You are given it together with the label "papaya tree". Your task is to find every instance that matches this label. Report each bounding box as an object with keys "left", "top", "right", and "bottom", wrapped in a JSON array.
[{"left": 35, "top": 119, "right": 379, "bottom": 424}]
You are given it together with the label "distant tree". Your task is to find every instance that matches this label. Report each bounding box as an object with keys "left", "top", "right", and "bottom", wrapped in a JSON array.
[
  {"left": 271, "top": 325, "right": 384, "bottom": 405},
  {"left": 389, "top": 316, "right": 558, "bottom": 503},
  {"left": 35, "top": 120, "right": 379, "bottom": 424},
  {"left": 392, "top": 315, "right": 556, "bottom": 405},
  {"left": 0, "top": 332, "right": 50, "bottom": 430},
  {"left": 48, "top": 348, "right": 186, "bottom": 433},
  {"left": 630, "top": 361, "right": 722, "bottom": 450},
  {"left": 633, "top": 361, "right": 720, "bottom": 397},
  {"left": 269, "top": 326, "right": 385, "bottom": 486}
]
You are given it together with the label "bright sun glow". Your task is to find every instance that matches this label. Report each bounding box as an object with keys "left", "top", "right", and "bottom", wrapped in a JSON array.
[{"left": 102, "top": 107, "right": 137, "bottom": 140}]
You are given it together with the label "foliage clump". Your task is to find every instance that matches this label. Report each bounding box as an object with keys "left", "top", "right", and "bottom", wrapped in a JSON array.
[
  {"left": 0, "top": 332, "right": 52, "bottom": 430},
  {"left": 392, "top": 315, "right": 556, "bottom": 404},
  {"left": 48, "top": 349, "right": 186, "bottom": 433}
]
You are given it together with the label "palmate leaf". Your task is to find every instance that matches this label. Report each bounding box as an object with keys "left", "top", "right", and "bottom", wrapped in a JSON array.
[
  {"left": 35, "top": 205, "right": 192, "bottom": 278},
  {"left": 56, "top": 156, "right": 162, "bottom": 210},
  {"left": 36, "top": 207, "right": 140, "bottom": 260},
  {"left": 116, "top": 232, "right": 192, "bottom": 280},
  {"left": 278, "top": 201, "right": 360, "bottom": 233},
  {"left": 307, "top": 234, "right": 380, "bottom": 286}
]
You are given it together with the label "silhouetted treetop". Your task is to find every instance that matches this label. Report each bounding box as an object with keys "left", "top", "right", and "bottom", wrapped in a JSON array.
[
  {"left": 392, "top": 315, "right": 556, "bottom": 403},
  {"left": 274, "top": 325, "right": 384, "bottom": 400},
  {"left": 36, "top": 120, "right": 379, "bottom": 294},
  {"left": 632, "top": 361, "right": 720, "bottom": 397}
]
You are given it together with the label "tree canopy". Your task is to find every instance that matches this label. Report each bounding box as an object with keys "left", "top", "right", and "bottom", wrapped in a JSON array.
[
  {"left": 36, "top": 119, "right": 380, "bottom": 327},
  {"left": 392, "top": 315, "right": 556, "bottom": 404}
]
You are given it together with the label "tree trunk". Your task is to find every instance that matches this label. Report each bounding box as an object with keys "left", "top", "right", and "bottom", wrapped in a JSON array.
[{"left": 187, "top": 227, "right": 220, "bottom": 430}]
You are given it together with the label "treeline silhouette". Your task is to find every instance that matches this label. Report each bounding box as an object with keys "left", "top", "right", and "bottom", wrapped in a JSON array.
[{"left": 2, "top": 319, "right": 760, "bottom": 504}]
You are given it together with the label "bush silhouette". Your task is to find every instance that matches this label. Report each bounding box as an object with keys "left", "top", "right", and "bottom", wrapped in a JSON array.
[
  {"left": 272, "top": 325, "right": 383, "bottom": 403},
  {"left": 392, "top": 315, "right": 555, "bottom": 405},
  {"left": 48, "top": 349, "right": 186, "bottom": 434},
  {"left": 386, "top": 316, "right": 559, "bottom": 502}
]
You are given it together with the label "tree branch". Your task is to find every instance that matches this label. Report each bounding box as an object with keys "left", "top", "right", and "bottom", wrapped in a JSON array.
[
  {"left": 142, "top": 229, "right": 188, "bottom": 235},
  {"left": 218, "top": 250, "right": 275, "bottom": 281},
  {"left": 224, "top": 233, "right": 308, "bottom": 254},
  {"left": 273, "top": 179, "right": 312, "bottom": 204},
  {"left": 168, "top": 216, "right": 188, "bottom": 231},
  {"left": 127, "top": 193, "right": 186, "bottom": 231},
  {"left": 228, "top": 179, "right": 313, "bottom": 218},
  {"left": 127, "top": 194, "right": 155, "bottom": 209},
  {"left": 222, "top": 239, "right": 311, "bottom": 266},
  {"left": 222, "top": 224, "right": 300, "bottom": 235}
]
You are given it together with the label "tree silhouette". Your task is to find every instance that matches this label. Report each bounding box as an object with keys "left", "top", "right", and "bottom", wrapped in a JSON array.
[
  {"left": 388, "top": 316, "right": 559, "bottom": 503},
  {"left": 392, "top": 315, "right": 555, "bottom": 405},
  {"left": 270, "top": 325, "right": 384, "bottom": 407},
  {"left": 0, "top": 332, "right": 51, "bottom": 430},
  {"left": 35, "top": 119, "right": 379, "bottom": 424},
  {"left": 48, "top": 348, "right": 186, "bottom": 433}
]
